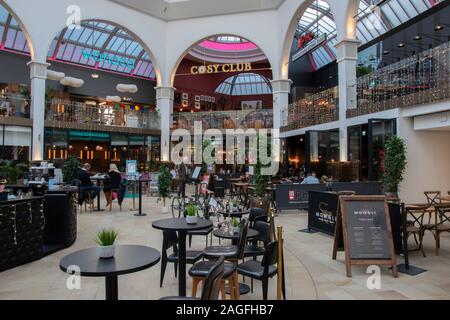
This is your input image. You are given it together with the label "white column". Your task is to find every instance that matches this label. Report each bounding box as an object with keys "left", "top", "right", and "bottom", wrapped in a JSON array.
[
  {"left": 28, "top": 61, "right": 50, "bottom": 161},
  {"left": 155, "top": 86, "right": 175, "bottom": 162},
  {"left": 335, "top": 38, "right": 359, "bottom": 161},
  {"left": 271, "top": 79, "right": 292, "bottom": 130}
]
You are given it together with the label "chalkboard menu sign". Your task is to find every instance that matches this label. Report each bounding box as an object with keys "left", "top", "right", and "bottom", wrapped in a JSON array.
[
  {"left": 308, "top": 191, "right": 339, "bottom": 235},
  {"left": 333, "top": 196, "right": 398, "bottom": 278}
]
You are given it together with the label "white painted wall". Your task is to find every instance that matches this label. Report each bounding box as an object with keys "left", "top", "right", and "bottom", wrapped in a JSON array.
[{"left": 398, "top": 116, "right": 450, "bottom": 203}]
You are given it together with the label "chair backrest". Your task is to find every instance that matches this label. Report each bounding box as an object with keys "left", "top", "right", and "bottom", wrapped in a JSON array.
[
  {"left": 425, "top": 191, "right": 441, "bottom": 205},
  {"left": 249, "top": 208, "right": 266, "bottom": 222},
  {"left": 162, "top": 230, "right": 179, "bottom": 255},
  {"left": 253, "top": 221, "right": 271, "bottom": 244},
  {"left": 261, "top": 241, "right": 278, "bottom": 273},
  {"left": 201, "top": 256, "right": 225, "bottom": 300},
  {"left": 236, "top": 219, "right": 250, "bottom": 259}
]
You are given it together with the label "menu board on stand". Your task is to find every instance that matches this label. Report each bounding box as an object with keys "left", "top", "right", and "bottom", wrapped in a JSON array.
[{"left": 332, "top": 195, "right": 398, "bottom": 278}]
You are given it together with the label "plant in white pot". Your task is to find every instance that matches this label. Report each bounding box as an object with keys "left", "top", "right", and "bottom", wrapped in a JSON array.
[
  {"left": 230, "top": 201, "right": 239, "bottom": 212},
  {"left": 186, "top": 203, "right": 198, "bottom": 225},
  {"left": 157, "top": 165, "right": 172, "bottom": 214},
  {"left": 230, "top": 218, "right": 240, "bottom": 234},
  {"left": 94, "top": 229, "right": 119, "bottom": 259}
]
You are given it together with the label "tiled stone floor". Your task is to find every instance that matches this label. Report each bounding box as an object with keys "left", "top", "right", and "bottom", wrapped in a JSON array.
[{"left": 1, "top": 193, "right": 450, "bottom": 300}]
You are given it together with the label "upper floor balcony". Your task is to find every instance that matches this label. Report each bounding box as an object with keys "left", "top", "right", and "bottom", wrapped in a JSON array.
[
  {"left": 281, "top": 86, "right": 339, "bottom": 133},
  {"left": 0, "top": 95, "right": 30, "bottom": 119},
  {"left": 45, "top": 99, "right": 161, "bottom": 133},
  {"left": 172, "top": 109, "right": 273, "bottom": 132},
  {"left": 350, "top": 41, "right": 450, "bottom": 118}
]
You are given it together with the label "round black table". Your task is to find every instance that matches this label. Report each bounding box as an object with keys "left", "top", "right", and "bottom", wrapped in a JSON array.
[
  {"left": 218, "top": 209, "right": 250, "bottom": 220},
  {"left": 213, "top": 228, "right": 260, "bottom": 295},
  {"left": 134, "top": 179, "right": 151, "bottom": 217},
  {"left": 213, "top": 228, "right": 259, "bottom": 245},
  {"left": 90, "top": 176, "right": 106, "bottom": 212},
  {"left": 60, "top": 245, "right": 160, "bottom": 300},
  {"left": 152, "top": 218, "right": 213, "bottom": 297}
]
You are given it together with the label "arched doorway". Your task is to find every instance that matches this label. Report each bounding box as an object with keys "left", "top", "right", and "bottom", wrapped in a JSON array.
[{"left": 43, "top": 20, "right": 161, "bottom": 172}]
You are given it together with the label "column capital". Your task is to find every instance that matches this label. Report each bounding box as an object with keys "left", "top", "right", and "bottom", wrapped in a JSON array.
[
  {"left": 27, "top": 61, "right": 50, "bottom": 80},
  {"left": 155, "top": 86, "right": 176, "bottom": 100},
  {"left": 334, "top": 38, "right": 360, "bottom": 63},
  {"left": 271, "top": 79, "right": 292, "bottom": 94}
]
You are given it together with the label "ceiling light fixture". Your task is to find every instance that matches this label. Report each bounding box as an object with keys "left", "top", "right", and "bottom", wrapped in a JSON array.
[
  {"left": 397, "top": 43, "right": 406, "bottom": 48},
  {"left": 413, "top": 35, "right": 422, "bottom": 41},
  {"left": 383, "top": 50, "right": 390, "bottom": 55},
  {"left": 435, "top": 25, "right": 444, "bottom": 31},
  {"left": 91, "top": 73, "right": 99, "bottom": 79}
]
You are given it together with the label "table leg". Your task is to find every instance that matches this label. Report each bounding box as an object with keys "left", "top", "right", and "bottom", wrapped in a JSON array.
[
  {"left": 97, "top": 180, "right": 104, "bottom": 212},
  {"left": 402, "top": 205, "right": 410, "bottom": 268},
  {"left": 134, "top": 181, "right": 147, "bottom": 217},
  {"left": 105, "top": 276, "right": 118, "bottom": 300},
  {"left": 178, "top": 231, "right": 187, "bottom": 297}
]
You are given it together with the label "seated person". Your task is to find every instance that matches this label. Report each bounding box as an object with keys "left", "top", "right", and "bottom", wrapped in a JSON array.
[
  {"left": 104, "top": 164, "right": 122, "bottom": 206},
  {"left": 301, "top": 171, "right": 320, "bottom": 184},
  {"left": 78, "top": 163, "right": 100, "bottom": 200}
]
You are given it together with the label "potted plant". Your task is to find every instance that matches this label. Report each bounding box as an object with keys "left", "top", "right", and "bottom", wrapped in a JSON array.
[
  {"left": 186, "top": 203, "right": 198, "bottom": 224},
  {"left": 0, "top": 160, "right": 28, "bottom": 185},
  {"left": 230, "top": 218, "right": 240, "bottom": 234},
  {"left": 250, "top": 134, "right": 270, "bottom": 211},
  {"left": 157, "top": 165, "right": 172, "bottom": 214},
  {"left": 94, "top": 229, "right": 119, "bottom": 259},
  {"left": 383, "top": 136, "right": 407, "bottom": 198},
  {"left": 63, "top": 156, "right": 82, "bottom": 184},
  {"left": 230, "top": 201, "right": 239, "bottom": 212}
]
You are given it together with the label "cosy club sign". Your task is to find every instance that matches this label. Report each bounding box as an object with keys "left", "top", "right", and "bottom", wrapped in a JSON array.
[{"left": 190, "top": 63, "right": 253, "bottom": 75}]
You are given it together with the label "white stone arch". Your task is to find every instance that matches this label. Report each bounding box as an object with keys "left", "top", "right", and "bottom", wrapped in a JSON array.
[
  {"left": 168, "top": 32, "right": 275, "bottom": 87},
  {"left": 45, "top": 18, "right": 164, "bottom": 86},
  {"left": 3, "top": 0, "right": 166, "bottom": 86},
  {"left": 0, "top": 0, "right": 36, "bottom": 60},
  {"left": 278, "top": 0, "right": 360, "bottom": 79}
]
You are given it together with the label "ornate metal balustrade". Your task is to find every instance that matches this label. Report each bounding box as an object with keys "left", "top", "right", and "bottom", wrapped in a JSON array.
[
  {"left": 281, "top": 86, "right": 339, "bottom": 132},
  {"left": 350, "top": 41, "right": 450, "bottom": 118},
  {"left": 172, "top": 109, "right": 273, "bottom": 131}
]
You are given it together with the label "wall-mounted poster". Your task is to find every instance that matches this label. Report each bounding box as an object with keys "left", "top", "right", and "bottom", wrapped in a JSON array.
[{"left": 241, "top": 100, "right": 262, "bottom": 110}]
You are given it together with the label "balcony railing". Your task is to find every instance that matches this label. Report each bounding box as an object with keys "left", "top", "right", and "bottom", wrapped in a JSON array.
[
  {"left": 350, "top": 41, "right": 450, "bottom": 118},
  {"left": 281, "top": 86, "right": 339, "bottom": 132},
  {"left": 0, "top": 95, "right": 31, "bottom": 118},
  {"left": 45, "top": 99, "right": 160, "bottom": 131},
  {"left": 172, "top": 109, "right": 273, "bottom": 131}
]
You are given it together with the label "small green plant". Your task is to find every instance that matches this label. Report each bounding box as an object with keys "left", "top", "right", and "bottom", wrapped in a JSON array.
[
  {"left": 231, "top": 218, "right": 240, "bottom": 228},
  {"left": 94, "top": 229, "right": 119, "bottom": 246},
  {"left": 157, "top": 165, "right": 172, "bottom": 206},
  {"left": 383, "top": 136, "right": 408, "bottom": 193},
  {"left": 0, "top": 160, "right": 28, "bottom": 184},
  {"left": 186, "top": 203, "right": 198, "bottom": 217}
]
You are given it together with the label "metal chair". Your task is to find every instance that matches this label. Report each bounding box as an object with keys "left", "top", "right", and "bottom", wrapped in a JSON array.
[
  {"left": 160, "top": 230, "right": 204, "bottom": 287},
  {"left": 237, "top": 241, "right": 278, "bottom": 300},
  {"left": 160, "top": 256, "right": 225, "bottom": 301}
]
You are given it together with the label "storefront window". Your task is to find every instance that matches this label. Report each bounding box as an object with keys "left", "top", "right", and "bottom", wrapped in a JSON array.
[
  {"left": 129, "top": 135, "right": 146, "bottom": 171},
  {"left": 147, "top": 136, "right": 160, "bottom": 171},
  {"left": 1, "top": 126, "right": 31, "bottom": 162},
  {"left": 111, "top": 134, "right": 128, "bottom": 171}
]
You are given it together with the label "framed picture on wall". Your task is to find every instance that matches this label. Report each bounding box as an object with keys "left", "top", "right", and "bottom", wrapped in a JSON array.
[
  {"left": 241, "top": 100, "right": 262, "bottom": 110},
  {"left": 195, "top": 95, "right": 200, "bottom": 102},
  {"left": 200, "top": 95, "right": 205, "bottom": 101},
  {"left": 212, "top": 97, "right": 216, "bottom": 103},
  {"left": 182, "top": 93, "right": 189, "bottom": 100},
  {"left": 195, "top": 102, "right": 201, "bottom": 110},
  {"left": 182, "top": 100, "right": 189, "bottom": 108}
]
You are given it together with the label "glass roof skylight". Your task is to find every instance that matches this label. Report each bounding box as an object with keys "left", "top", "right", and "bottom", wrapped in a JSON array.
[
  {"left": 216, "top": 73, "right": 272, "bottom": 96},
  {"left": 0, "top": 5, "right": 155, "bottom": 79},
  {"left": 296, "top": 0, "right": 441, "bottom": 70}
]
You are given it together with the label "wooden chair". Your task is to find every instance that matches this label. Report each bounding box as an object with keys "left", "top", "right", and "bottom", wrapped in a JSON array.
[
  {"left": 108, "top": 188, "right": 122, "bottom": 212},
  {"left": 433, "top": 203, "right": 450, "bottom": 256},
  {"left": 404, "top": 204, "right": 428, "bottom": 257}
]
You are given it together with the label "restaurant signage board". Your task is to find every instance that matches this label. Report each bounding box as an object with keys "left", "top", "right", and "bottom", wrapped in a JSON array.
[
  {"left": 308, "top": 191, "right": 339, "bottom": 235},
  {"left": 190, "top": 63, "right": 252, "bottom": 75},
  {"left": 332, "top": 196, "right": 398, "bottom": 278},
  {"left": 275, "top": 183, "right": 327, "bottom": 210}
]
